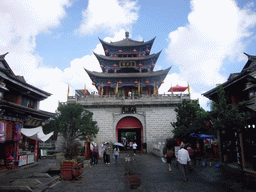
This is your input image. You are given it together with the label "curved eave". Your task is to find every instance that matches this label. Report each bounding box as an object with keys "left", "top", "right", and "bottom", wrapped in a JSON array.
[
  {"left": 0, "top": 100, "right": 55, "bottom": 119},
  {"left": 202, "top": 71, "right": 250, "bottom": 99},
  {"left": 99, "top": 37, "right": 155, "bottom": 48},
  {"left": 93, "top": 51, "right": 161, "bottom": 62},
  {"left": 0, "top": 70, "right": 51, "bottom": 99},
  {"left": 242, "top": 52, "right": 256, "bottom": 72},
  {"left": 84, "top": 67, "right": 171, "bottom": 79}
]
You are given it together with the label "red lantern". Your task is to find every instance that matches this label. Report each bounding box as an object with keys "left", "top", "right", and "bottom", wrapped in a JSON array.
[
  {"left": 151, "top": 63, "right": 155, "bottom": 67},
  {"left": 134, "top": 81, "right": 138, "bottom": 84},
  {"left": 118, "top": 81, "right": 122, "bottom": 85},
  {"left": 206, "top": 122, "right": 212, "bottom": 127},
  {"left": 118, "top": 50, "right": 122, "bottom": 54},
  {"left": 146, "top": 49, "right": 150, "bottom": 53},
  {"left": 113, "top": 64, "right": 117, "bottom": 68},
  {"left": 105, "top": 50, "right": 109, "bottom": 53},
  {"left": 145, "top": 81, "right": 149, "bottom": 84},
  {"left": 100, "top": 65, "right": 104, "bottom": 68},
  {"left": 107, "top": 81, "right": 111, "bottom": 85},
  {"left": 161, "top": 80, "right": 164, "bottom": 84},
  {"left": 133, "top": 49, "right": 137, "bottom": 53},
  {"left": 138, "top": 63, "right": 142, "bottom": 67},
  {"left": 92, "top": 82, "right": 96, "bottom": 85}
]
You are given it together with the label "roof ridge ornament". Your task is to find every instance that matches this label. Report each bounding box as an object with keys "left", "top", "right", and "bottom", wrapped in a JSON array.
[
  {"left": 0, "top": 52, "right": 9, "bottom": 58},
  {"left": 125, "top": 31, "right": 129, "bottom": 38}
]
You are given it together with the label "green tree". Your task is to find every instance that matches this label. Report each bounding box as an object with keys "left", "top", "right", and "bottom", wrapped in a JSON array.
[
  {"left": 43, "top": 103, "right": 99, "bottom": 148},
  {"left": 171, "top": 99, "right": 208, "bottom": 140},
  {"left": 209, "top": 85, "right": 248, "bottom": 132}
]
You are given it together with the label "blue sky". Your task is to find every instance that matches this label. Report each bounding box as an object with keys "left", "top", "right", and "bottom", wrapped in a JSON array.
[{"left": 1, "top": 0, "right": 256, "bottom": 113}]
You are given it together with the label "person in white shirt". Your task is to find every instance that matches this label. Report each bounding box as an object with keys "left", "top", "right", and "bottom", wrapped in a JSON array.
[
  {"left": 132, "top": 142, "right": 137, "bottom": 155},
  {"left": 177, "top": 146, "right": 191, "bottom": 182}
]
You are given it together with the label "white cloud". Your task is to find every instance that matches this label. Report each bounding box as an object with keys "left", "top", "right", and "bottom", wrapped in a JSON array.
[
  {"left": 0, "top": 0, "right": 71, "bottom": 113},
  {"left": 166, "top": 0, "right": 256, "bottom": 86},
  {"left": 76, "top": 0, "right": 139, "bottom": 35}
]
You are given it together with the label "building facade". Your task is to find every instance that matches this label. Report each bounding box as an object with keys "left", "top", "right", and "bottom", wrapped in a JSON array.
[
  {"left": 64, "top": 33, "right": 191, "bottom": 154},
  {"left": 203, "top": 53, "right": 256, "bottom": 175},
  {"left": 0, "top": 53, "right": 54, "bottom": 169}
]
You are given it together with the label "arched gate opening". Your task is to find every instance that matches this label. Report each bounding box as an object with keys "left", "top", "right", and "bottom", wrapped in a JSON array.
[{"left": 116, "top": 116, "right": 143, "bottom": 150}]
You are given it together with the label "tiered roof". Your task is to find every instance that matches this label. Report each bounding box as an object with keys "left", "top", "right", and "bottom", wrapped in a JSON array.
[{"left": 85, "top": 32, "right": 171, "bottom": 91}]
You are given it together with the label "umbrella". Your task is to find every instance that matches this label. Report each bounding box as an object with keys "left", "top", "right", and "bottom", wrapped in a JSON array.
[
  {"left": 190, "top": 133, "right": 215, "bottom": 139},
  {"left": 113, "top": 142, "right": 124, "bottom": 147}
]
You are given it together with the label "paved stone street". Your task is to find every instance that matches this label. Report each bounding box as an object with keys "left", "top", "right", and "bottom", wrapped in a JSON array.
[
  {"left": 1, "top": 152, "right": 256, "bottom": 192},
  {"left": 46, "top": 152, "right": 255, "bottom": 192}
]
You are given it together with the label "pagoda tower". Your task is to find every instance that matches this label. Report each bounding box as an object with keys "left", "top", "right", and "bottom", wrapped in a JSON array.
[
  {"left": 62, "top": 32, "right": 191, "bottom": 155},
  {"left": 85, "top": 32, "right": 171, "bottom": 97}
]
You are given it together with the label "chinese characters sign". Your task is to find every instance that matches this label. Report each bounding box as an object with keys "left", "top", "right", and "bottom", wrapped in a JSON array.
[
  {"left": 122, "top": 106, "right": 136, "bottom": 114},
  {"left": 119, "top": 61, "right": 136, "bottom": 68}
]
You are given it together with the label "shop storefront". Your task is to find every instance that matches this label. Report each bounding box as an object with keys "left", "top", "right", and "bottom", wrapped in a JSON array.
[{"left": 0, "top": 122, "right": 22, "bottom": 169}]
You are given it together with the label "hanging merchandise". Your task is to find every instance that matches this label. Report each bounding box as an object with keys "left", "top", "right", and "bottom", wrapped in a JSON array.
[
  {"left": 6, "top": 123, "right": 12, "bottom": 141},
  {"left": 0, "top": 122, "right": 6, "bottom": 143},
  {"left": 13, "top": 123, "right": 21, "bottom": 142}
]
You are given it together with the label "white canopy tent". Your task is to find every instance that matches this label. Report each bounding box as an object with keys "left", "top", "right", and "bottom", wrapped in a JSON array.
[{"left": 21, "top": 126, "right": 53, "bottom": 142}]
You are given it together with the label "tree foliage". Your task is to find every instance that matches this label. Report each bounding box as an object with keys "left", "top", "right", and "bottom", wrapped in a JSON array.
[
  {"left": 171, "top": 99, "right": 208, "bottom": 140},
  {"left": 43, "top": 103, "right": 99, "bottom": 145},
  {"left": 209, "top": 85, "right": 248, "bottom": 132}
]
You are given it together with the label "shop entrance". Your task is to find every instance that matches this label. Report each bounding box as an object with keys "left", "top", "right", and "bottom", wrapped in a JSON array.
[{"left": 116, "top": 116, "right": 143, "bottom": 151}]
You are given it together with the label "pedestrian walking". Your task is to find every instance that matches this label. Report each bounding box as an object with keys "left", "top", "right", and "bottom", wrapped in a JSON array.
[
  {"left": 177, "top": 146, "right": 191, "bottom": 182},
  {"left": 165, "top": 148, "right": 174, "bottom": 171},
  {"left": 187, "top": 144, "right": 195, "bottom": 166},
  {"left": 102, "top": 142, "right": 107, "bottom": 164},
  {"left": 90, "top": 142, "right": 94, "bottom": 165},
  {"left": 113, "top": 146, "right": 120, "bottom": 165},
  {"left": 133, "top": 141, "right": 137, "bottom": 155},
  {"left": 129, "top": 141, "right": 133, "bottom": 151},
  {"left": 105, "top": 142, "right": 111, "bottom": 164},
  {"left": 194, "top": 142, "right": 202, "bottom": 165},
  {"left": 92, "top": 143, "right": 99, "bottom": 165}
]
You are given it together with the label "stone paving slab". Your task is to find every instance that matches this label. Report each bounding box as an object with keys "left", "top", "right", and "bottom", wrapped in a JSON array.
[
  {"left": 30, "top": 173, "right": 52, "bottom": 178},
  {"left": 11, "top": 178, "right": 43, "bottom": 188},
  {"left": 0, "top": 186, "right": 33, "bottom": 192}
]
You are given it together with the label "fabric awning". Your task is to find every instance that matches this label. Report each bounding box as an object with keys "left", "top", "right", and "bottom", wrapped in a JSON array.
[
  {"left": 21, "top": 126, "right": 53, "bottom": 142},
  {"left": 190, "top": 133, "right": 215, "bottom": 139}
]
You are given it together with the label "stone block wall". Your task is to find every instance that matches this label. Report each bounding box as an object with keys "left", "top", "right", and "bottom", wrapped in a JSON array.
[{"left": 56, "top": 105, "right": 177, "bottom": 155}]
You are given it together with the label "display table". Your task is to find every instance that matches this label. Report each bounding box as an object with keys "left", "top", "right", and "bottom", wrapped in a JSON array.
[{"left": 19, "top": 152, "right": 35, "bottom": 166}]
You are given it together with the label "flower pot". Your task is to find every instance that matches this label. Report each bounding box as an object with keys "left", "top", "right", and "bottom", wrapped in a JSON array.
[{"left": 61, "top": 169, "right": 73, "bottom": 180}]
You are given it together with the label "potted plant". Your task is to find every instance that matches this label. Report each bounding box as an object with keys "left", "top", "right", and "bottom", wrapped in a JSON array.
[
  {"left": 73, "top": 163, "right": 83, "bottom": 179},
  {"left": 43, "top": 103, "right": 99, "bottom": 180},
  {"left": 60, "top": 159, "right": 76, "bottom": 180}
]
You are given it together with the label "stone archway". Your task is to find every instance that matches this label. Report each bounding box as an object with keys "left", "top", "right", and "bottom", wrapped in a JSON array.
[{"left": 116, "top": 116, "right": 143, "bottom": 150}]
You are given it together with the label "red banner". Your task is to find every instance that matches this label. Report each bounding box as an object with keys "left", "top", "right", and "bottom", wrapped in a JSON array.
[{"left": 35, "top": 140, "right": 38, "bottom": 161}]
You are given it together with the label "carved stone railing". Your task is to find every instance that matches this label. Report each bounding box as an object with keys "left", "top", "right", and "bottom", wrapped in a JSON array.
[{"left": 62, "top": 93, "right": 190, "bottom": 107}]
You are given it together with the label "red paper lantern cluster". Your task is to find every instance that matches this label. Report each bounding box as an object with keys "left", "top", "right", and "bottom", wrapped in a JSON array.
[
  {"left": 92, "top": 82, "right": 96, "bottom": 85},
  {"left": 113, "top": 64, "right": 117, "bottom": 68},
  {"left": 145, "top": 81, "right": 149, "bottom": 84},
  {"left": 133, "top": 49, "right": 137, "bottom": 53},
  {"left": 134, "top": 81, "right": 138, "bottom": 84},
  {"left": 146, "top": 49, "right": 150, "bottom": 53},
  {"left": 138, "top": 63, "right": 142, "bottom": 67},
  {"left": 151, "top": 63, "right": 155, "bottom": 67},
  {"left": 118, "top": 81, "right": 122, "bottom": 85},
  {"left": 107, "top": 81, "right": 111, "bottom": 85},
  {"left": 118, "top": 50, "right": 122, "bottom": 54},
  {"left": 100, "top": 65, "right": 104, "bottom": 68}
]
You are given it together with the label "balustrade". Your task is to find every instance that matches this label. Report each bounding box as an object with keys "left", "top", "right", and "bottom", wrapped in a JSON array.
[{"left": 63, "top": 93, "right": 190, "bottom": 106}]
